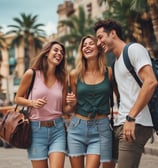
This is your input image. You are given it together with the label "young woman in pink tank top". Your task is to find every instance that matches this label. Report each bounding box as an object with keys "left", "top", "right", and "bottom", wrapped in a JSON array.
[{"left": 15, "top": 41, "right": 74, "bottom": 168}]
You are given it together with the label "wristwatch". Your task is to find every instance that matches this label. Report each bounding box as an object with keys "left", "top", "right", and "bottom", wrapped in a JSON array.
[{"left": 126, "top": 115, "right": 135, "bottom": 122}]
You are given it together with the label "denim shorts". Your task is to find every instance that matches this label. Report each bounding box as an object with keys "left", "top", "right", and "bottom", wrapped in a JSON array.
[
  {"left": 96, "top": 117, "right": 113, "bottom": 162},
  {"left": 67, "top": 116, "right": 112, "bottom": 162},
  {"left": 27, "top": 117, "right": 66, "bottom": 160}
]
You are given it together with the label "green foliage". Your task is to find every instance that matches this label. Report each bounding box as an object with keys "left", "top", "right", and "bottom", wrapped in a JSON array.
[
  {"left": 59, "top": 6, "right": 95, "bottom": 66},
  {"left": 102, "top": 0, "right": 141, "bottom": 41},
  {"left": 6, "top": 13, "right": 46, "bottom": 70},
  {"left": 7, "top": 13, "right": 46, "bottom": 48},
  {"left": 0, "top": 26, "right": 6, "bottom": 50},
  {"left": 97, "top": 0, "right": 158, "bottom": 58}
]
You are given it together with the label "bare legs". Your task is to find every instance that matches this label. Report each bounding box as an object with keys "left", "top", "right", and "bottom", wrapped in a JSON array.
[
  {"left": 31, "top": 152, "right": 65, "bottom": 168},
  {"left": 69, "top": 154, "right": 100, "bottom": 168}
]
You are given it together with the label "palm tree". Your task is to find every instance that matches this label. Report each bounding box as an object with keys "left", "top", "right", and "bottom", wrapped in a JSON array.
[
  {"left": 148, "top": 0, "right": 158, "bottom": 41},
  {"left": 59, "top": 6, "right": 95, "bottom": 66},
  {"left": 7, "top": 13, "right": 46, "bottom": 71},
  {"left": 100, "top": 0, "right": 141, "bottom": 41},
  {"left": 97, "top": 0, "right": 158, "bottom": 57},
  {"left": 129, "top": 0, "right": 158, "bottom": 57},
  {"left": 97, "top": 0, "right": 114, "bottom": 11},
  {"left": 0, "top": 26, "right": 6, "bottom": 94},
  {"left": 133, "top": 0, "right": 158, "bottom": 43},
  {"left": 0, "top": 26, "right": 5, "bottom": 50},
  {"left": 0, "top": 26, "right": 6, "bottom": 71}
]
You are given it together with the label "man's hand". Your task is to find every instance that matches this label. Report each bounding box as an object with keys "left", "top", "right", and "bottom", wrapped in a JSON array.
[{"left": 123, "top": 121, "right": 136, "bottom": 142}]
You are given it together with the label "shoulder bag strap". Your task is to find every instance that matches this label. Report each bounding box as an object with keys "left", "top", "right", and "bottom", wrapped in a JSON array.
[
  {"left": 26, "top": 69, "right": 36, "bottom": 98},
  {"left": 15, "top": 69, "right": 36, "bottom": 112}
]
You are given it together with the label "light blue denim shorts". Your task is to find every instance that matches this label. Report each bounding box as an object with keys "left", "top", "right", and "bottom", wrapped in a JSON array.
[
  {"left": 67, "top": 116, "right": 112, "bottom": 162},
  {"left": 27, "top": 117, "right": 66, "bottom": 160},
  {"left": 96, "top": 117, "right": 113, "bottom": 162}
]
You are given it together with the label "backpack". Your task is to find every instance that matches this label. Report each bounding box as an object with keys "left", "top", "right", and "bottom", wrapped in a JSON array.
[{"left": 123, "top": 43, "right": 158, "bottom": 134}]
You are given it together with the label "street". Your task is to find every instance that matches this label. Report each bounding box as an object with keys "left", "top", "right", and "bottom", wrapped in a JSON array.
[{"left": 0, "top": 147, "right": 158, "bottom": 168}]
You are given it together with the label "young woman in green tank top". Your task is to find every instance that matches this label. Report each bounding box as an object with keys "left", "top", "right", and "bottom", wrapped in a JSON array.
[{"left": 66, "top": 35, "right": 115, "bottom": 168}]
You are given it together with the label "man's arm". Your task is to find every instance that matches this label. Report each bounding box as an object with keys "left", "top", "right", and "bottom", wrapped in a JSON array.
[{"left": 123, "top": 64, "right": 157, "bottom": 142}]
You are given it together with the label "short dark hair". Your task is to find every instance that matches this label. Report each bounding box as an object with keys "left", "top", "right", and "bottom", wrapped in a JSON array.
[{"left": 94, "top": 19, "right": 123, "bottom": 40}]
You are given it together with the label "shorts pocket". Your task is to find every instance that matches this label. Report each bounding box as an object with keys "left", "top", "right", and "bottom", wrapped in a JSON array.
[
  {"left": 54, "top": 120, "right": 64, "bottom": 129},
  {"left": 96, "top": 118, "right": 112, "bottom": 132},
  {"left": 31, "top": 123, "right": 40, "bottom": 132}
]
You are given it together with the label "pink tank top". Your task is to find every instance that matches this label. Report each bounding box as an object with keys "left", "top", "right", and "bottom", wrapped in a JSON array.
[{"left": 29, "top": 70, "right": 63, "bottom": 121}]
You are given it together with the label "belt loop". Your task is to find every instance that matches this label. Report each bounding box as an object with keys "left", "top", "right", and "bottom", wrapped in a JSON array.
[
  {"left": 54, "top": 119, "right": 56, "bottom": 127},
  {"left": 74, "top": 118, "right": 80, "bottom": 127},
  {"left": 38, "top": 121, "right": 41, "bottom": 128}
]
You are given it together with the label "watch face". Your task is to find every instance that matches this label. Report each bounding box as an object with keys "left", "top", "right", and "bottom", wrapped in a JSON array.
[{"left": 126, "top": 115, "right": 135, "bottom": 122}]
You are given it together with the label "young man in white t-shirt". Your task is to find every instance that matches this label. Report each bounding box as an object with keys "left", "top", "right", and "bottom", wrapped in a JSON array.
[{"left": 94, "top": 19, "right": 158, "bottom": 168}]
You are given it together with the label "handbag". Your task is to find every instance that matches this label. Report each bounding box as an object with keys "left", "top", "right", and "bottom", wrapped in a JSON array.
[{"left": 0, "top": 69, "right": 36, "bottom": 149}]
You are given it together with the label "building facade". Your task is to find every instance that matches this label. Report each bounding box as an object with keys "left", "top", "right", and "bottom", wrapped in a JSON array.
[
  {"left": 0, "top": 0, "right": 107, "bottom": 104},
  {"left": 56, "top": 0, "right": 107, "bottom": 39},
  {"left": 0, "top": 33, "right": 25, "bottom": 103}
]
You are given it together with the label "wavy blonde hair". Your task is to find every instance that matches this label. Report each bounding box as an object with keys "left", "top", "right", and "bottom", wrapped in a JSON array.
[{"left": 75, "top": 35, "right": 107, "bottom": 81}]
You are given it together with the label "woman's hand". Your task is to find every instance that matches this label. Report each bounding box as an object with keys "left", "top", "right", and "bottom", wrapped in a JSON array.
[
  {"left": 29, "top": 96, "right": 47, "bottom": 108},
  {"left": 66, "top": 92, "right": 77, "bottom": 108}
]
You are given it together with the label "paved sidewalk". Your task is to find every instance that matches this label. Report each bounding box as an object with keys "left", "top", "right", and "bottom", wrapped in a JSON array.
[
  {"left": 0, "top": 133, "right": 158, "bottom": 168},
  {"left": 0, "top": 148, "right": 71, "bottom": 168},
  {"left": 144, "top": 132, "right": 158, "bottom": 156},
  {"left": 0, "top": 147, "right": 158, "bottom": 168}
]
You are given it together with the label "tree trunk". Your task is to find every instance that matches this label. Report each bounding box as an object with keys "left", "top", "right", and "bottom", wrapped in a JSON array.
[{"left": 148, "top": 0, "right": 158, "bottom": 43}]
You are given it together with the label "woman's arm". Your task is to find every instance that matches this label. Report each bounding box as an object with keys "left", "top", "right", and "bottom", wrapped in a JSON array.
[
  {"left": 14, "top": 69, "right": 34, "bottom": 107},
  {"left": 107, "top": 66, "right": 119, "bottom": 101},
  {"left": 63, "top": 69, "right": 77, "bottom": 113},
  {"left": 15, "top": 69, "right": 47, "bottom": 108}
]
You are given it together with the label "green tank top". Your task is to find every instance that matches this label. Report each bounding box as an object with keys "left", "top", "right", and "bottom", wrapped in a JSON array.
[{"left": 76, "top": 70, "right": 111, "bottom": 118}]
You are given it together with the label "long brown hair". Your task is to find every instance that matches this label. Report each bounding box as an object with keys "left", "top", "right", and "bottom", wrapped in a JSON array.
[
  {"left": 75, "top": 35, "right": 106, "bottom": 81},
  {"left": 31, "top": 41, "right": 67, "bottom": 84}
]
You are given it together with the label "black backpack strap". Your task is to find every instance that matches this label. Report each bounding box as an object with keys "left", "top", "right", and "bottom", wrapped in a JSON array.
[
  {"left": 106, "top": 66, "right": 114, "bottom": 128},
  {"left": 111, "top": 60, "right": 120, "bottom": 107},
  {"left": 123, "top": 43, "right": 142, "bottom": 87}
]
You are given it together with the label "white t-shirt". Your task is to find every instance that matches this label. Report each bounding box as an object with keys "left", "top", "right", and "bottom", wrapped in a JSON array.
[{"left": 114, "top": 43, "right": 153, "bottom": 126}]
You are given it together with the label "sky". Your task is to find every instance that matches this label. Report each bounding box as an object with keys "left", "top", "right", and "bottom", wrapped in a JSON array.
[{"left": 0, "top": 0, "right": 66, "bottom": 36}]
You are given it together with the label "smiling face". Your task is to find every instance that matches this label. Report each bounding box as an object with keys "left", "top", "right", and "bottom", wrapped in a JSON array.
[
  {"left": 47, "top": 43, "right": 64, "bottom": 66},
  {"left": 96, "top": 27, "right": 113, "bottom": 54},
  {"left": 82, "top": 37, "right": 99, "bottom": 60}
]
